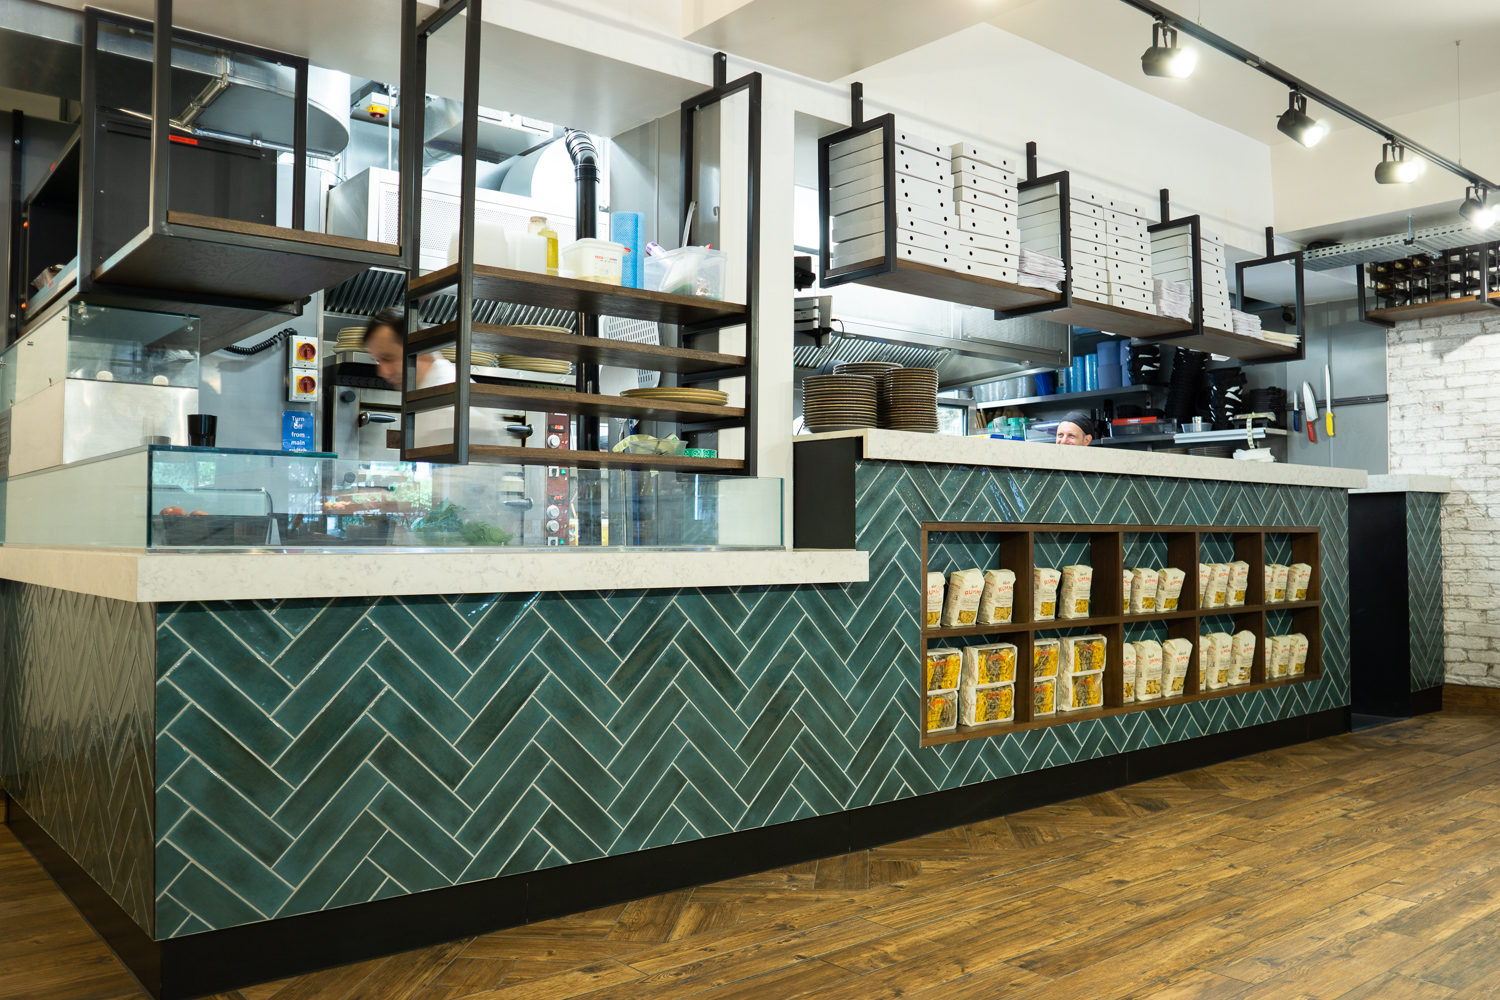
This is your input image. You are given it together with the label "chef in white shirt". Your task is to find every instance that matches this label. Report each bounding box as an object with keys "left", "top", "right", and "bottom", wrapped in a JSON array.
[{"left": 361, "top": 308, "right": 502, "bottom": 450}]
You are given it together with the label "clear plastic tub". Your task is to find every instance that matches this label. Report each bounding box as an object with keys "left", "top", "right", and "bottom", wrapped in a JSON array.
[
  {"left": 561, "top": 238, "right": 626, "bottom": 284},
  {"left": 644, "top": 246, "right": 729, "bottom": 300}
]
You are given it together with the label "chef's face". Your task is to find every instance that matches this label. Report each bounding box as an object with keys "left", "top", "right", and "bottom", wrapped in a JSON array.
[
  {"left": 364, "top": 325, "right": 402, "bottom": 385},
  {"left": 1056, "top": 422, "right": 1092, "bottom": 447}
]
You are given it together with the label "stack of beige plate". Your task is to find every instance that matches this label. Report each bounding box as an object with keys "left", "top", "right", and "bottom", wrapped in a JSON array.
[
  {"left": 884, "top": 367, "right": 940, "bottom": 432},
  {"left": 439, "top": 347, "right": 500, "bottom": 369},
  {"left": 835, "top": 362, "right": 900, "bottom": 425},
  {"left": 496, "top": 355, "right": 571, "bottom": 374},
  {"left": 333, "top": 326, "right": 366, "bottom": 353},
  {"left": 514, "top": 324, "right": 572, "bottom": 336},
  {"left": 803, "top": 373, "right": 877, "bottom": 432},
  {"left": 620, "top": 387, "right": 729, "bottom": 405}
]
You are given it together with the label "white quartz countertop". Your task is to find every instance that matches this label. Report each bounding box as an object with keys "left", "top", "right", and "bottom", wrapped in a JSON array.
[
  {"left": 0, "top": 546, "right": 870, "bottom": 604},
  {"left": 799, "top": 429, "right": 1369, "bottom": 490},
  {"left": 1351, "top": 474, "right": 1452, "bottom": 494}
]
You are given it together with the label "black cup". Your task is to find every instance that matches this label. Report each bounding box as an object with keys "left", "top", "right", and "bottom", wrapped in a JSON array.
[{"left": 188, "top": 414, "right": 217, "bottom": 447}]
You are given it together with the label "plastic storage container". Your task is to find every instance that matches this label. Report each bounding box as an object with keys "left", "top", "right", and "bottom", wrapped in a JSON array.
[
  {"left": 644, "top": 246, "right": 729, "bottom": 300},
  {"left": 561, "top": 239, "right": 626, "bottom": 284}
]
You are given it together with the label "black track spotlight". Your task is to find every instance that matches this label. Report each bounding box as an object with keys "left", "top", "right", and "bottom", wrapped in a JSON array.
[
  {"left": 1460, "top": 186, "right": 1496, "bottom": 229},
  {"left": 1374, "top": 142, "right": 1424, "bottom": 184},
  {"left": 1276, "top": 91, "right": 1327, "bottom": 148},
  {"left": 1141, "top": 20, "right": 1196, "bottom": 79}
]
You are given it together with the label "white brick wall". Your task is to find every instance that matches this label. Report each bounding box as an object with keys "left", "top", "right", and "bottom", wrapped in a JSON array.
[{"left": 1388, "top": 315, "right": 1500, "bottom": 685}]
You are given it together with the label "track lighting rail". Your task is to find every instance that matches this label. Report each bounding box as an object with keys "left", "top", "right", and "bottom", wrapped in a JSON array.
[{"left": 1117, "top": 0, "right": 1498, "bottom": 193}]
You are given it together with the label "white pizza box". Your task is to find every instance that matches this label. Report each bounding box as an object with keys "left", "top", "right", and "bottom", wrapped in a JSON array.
[
  {"left": 829, "top": 142, "right": 883, "bottom": 172},
  {"left": 952, "top": 229, "right": 1018, "bottom": 255},
  {"left": 1105, "top": 198, "right": 1150, "bottom": 218},
  {"left": 894, "top": 129, "right": 946, "bottom": 157},
  {"left": 1109, "top": 296, "right": 1154, "bottom": 313},
  {"left": 953, "top": 176, "right": 1019, "bottom": 202},
  {"left": 953, "top": 185, "right": 1017, "bottom": 213},
  {"left": 829, "top": 129, "right": 882, "bottom": 158},
  {"left": 1153, "top": 228, "right": 1224, "bottom": 251},
  {"left": 949, "top": 142, "right": 1016, "bottom": 173},
  {"left": 951, "top": 200, "right": 1017, "bottom": 233},
  {"left": 1073, "top": 276, "right": 1110, "bottom": 297},
  {"left": 1104, "top": 232, "right": 1151, "bottom": 253},
  {"left": 830, "top": 183, "right": 885, "bottom": 217},
  {"left": 893, "top": 147, "right": 952, "bottom": 185},
  {"left": 1108, "top": 218, "right": 1150, "bottom": 237},
  {"left": 1072, "top": 263, "right": 1108, "bottom": 284},
  {"left": 893, "top": 175, "right": 951, "bottom": 211},
  {"left": 830, "top": 232, "right": 887, "bottom": 262},
  {"left": 829, "top": 161, "right": 884, "bottom": 195},
  {"left": 1109, "top": 282, "right": 1153, "bottom": 302},
  {"left": 1072, "top": 286, "right": 1110, "bottom": 305},
  {"left": 952, "top": 156, "right": 1015, "bottom": 184}
]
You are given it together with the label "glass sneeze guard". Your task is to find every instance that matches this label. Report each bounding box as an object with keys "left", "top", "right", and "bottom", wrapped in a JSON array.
[{"left": 0, "top": 446, "right": 782, "bottom": 550}]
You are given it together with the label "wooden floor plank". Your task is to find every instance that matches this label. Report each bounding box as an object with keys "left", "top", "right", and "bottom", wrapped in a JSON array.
[{"left": 14, "top": 713, "right": 1500, "bottom": 1000}]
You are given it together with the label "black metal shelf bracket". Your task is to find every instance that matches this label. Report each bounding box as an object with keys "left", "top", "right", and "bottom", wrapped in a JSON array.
[
  {"left": 995, "top": 141, "right": 1072, "bottom": 323},
  {"left": 1136, "top": 187, "right": 1205, "bottom": 348},
  {"left": 1231, "top": 225, "right": 1307, "bottom": 365}
]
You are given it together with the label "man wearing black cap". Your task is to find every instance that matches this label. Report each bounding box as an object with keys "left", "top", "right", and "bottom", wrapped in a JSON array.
[{"left": 1056, "top": 411, "right": 1094, "bottom": 447}]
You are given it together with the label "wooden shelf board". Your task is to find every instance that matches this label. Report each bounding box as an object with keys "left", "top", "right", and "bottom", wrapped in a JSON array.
[
  {"left": 408, "top": 264, "right": 748, "bottom": 328},
  {"left": 93, "top": 214, "right": 397, "bottom": 306},
  {"left": 1040, "top": 300, "right": 1193, "bottom": 337},
  {"left": 404, "top": 444, "right": 744, "bottom": 472},
  {"left": 411, "top": 321, "right": 746, "bottom": 376},
  {"left": 855, "top": 259, "right": 1061, "bottom": 312},
  {"left": 921, "top": 676, "right": 1312, "bottom": 744},
  {"left": 1153, "top": 326, "right": 1300, "bottom": 361},
  {"left": 1364, "top": 292, "right": 1500, "bottom": 324},
  {"left": 408, "top": 382, "right": 747, "bottom": 423},
  {"left": 921, "top": 600, "right": 1320, "bottom": 638}
]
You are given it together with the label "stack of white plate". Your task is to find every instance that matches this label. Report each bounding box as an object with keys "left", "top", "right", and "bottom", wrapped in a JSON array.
[
  {"left": 884, "top": 368, "right": 939, "bottom": 432},
  {"left": 620, "top": 387, "right": 729, "bottom": 405},
  {"left": 439, "top": 347, "right": 499, "bottom": 368},
  {"left": 803, "top": 373, "right": 877, "bottom": 432},
  {"left": 496, "top": 355, "right": 571, "bottom": 375}
]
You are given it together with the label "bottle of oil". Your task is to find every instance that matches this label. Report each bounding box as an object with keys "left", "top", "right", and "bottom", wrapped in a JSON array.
[{"left": 532, "top": 216, "right": 560, "bottom": 275}]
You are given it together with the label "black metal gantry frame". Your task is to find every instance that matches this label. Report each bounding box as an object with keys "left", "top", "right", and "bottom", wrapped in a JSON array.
[
  {"left": 1357, "top": 246, "right": 1500, "bottom": 329},
  {"left": 1136, "top": 187, "right": 1206, "bottom": 346},
  {"left": 1235, "top": 225, "right": 1307, "bottom": 365},
  {"left": 398, "top": 2, "right": 761, "bottom": 473},
  {"left": 995, "top": 141, "right": 1071, "bottom": 322},
  {"left": 77, "top": 0, "right": 310, "bottom": 305}
]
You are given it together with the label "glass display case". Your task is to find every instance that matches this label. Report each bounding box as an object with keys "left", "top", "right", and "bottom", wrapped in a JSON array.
[{"left": 0, "top": 446, "right": 782, "bottom": 550}]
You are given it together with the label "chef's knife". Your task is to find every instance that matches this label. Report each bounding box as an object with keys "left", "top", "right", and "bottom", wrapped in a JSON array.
[
  {"left": 1324, "top": 365, "right": 1335, "bottom": 437},
  {"left": 1301, "top": 381, "right": 1318, "bottom": 443}
]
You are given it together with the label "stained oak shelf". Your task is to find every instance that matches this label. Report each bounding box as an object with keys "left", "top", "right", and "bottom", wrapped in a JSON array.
[
  {"left": 408, "top": 264, "right": 749, "bottom": 329},
  {"left": 1037, "top": 300, "right": 1192, "bottom": 338},
  {"left": 406, "top": 444, "right": 745, "bottom": 473},
  {"left": 1363, "top": 291, "right": 1500, "bottom": 325},
  {"left": 1151, "top": 325, "right": 1300, "bottom": 362},
  {"left": 918, "top": 521, "right": 1322, "bottom": 746},
  {"left": 834, "top": 258, "right": 1062, "bottom": 313},
  {"left": 406, "top": 382, "right": 746, "bottom": 425},
  {"left": 410, "top": 321, "right": 746, "bottom": 376}
]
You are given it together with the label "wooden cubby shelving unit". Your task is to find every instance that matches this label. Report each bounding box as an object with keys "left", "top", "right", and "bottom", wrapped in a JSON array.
[{"left": 918, "top": 522, "right": 1322, "bottom": 746}]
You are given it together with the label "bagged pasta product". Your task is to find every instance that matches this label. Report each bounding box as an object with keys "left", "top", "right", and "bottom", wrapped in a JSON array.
[
  {"left": 1123, "top": 569, "right": 1133, "bottom": 614},
  {"left": 1267, "top": 635, "right": 1289, "bottom": 679},
  {"left": 942, "top": 568, "right": 985, "bottom": 627},
  {"left": 1198, "top": 633, "right": 1223, "bottom": 690},
  {"left": 1271, "top": 564, "right": 1290, "bottom": 603},
  {"left": 1133, "top": 639, "right": 1163, "bottom": 701},
  {"left": 1290, "top": 633, "right": 1309, "bottom": 676},
  {"left": 1263, "top": 564, "right": 1275, "bottom": 603},
  {"left": 924, "top": 648, "right": 961, "bottom": 691},
  {"left": 1034, "top": 567, "right": 1062, "bottom": 620},
  {"left": 961, "top": 683, "right": 1015, "bottom": 726},
  {"left": 961, "top": 643, "right": 1017, "bottom": 686},
  {"left": 1162, "top": 637, "right": 1193, "bottom": 695},
  {"left": 1211, "top": 632, "right": 1234, "bottom": 688},
  {"left": 1228, "top": 561, "right": 1250, "bottom": 607},
  {"left": 1059, "top": 565, "right": 1093, "bottom": 619},
  {"left": 1121, "top": 642, "right": 1137, "bottom": 703},
  {"left": 1033, "top": 637, "right": 1060, "bottom": 679},
  {"left": 925, "top": 689, "right": 958, "bottom": 733},
  {"left": 1062, "top": 634, "right": 1107, "bottom": 675},
  {"left": 926, "top": 572, "right": 945, "bottom": 627},
  {"left": 1157, "top": 568, "right": 1186, "bottom": 611},
  {"left": 1198, "top": 563, "right": 1212, "bottom": 608},
  {"left": 1058, "top": 667, "right": 1103, "bottom": 712},
  {"left": 1230, "top": 631, "right": 1256, "bottom": 685},
  {"left": 1033, "top": 677, "right": 1057, "bottom": 716},
  {"left": 978, "top": 569, "right": 1017, "bottom": 625},
  {"left": 1290, "top": 563, "right": 1313, "bottom": 601},
  {"left": 1208, "top": 563, "right": 1231, "bottom": 609},
  {"left": 1276, "top": 635, "right": 1295, "bottom": 678},
  {"left": 1130, "top": 568, "right": 1158, "bottom": 614}
]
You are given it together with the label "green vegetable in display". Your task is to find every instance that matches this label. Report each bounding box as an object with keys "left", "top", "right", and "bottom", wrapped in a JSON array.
[{"left": 411, "top": 500, "right": 513, "bottom": 546}]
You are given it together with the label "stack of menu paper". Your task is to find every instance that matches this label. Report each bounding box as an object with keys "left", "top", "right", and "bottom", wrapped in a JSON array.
[
  {"left": 1018, "top": 187, "right": 1154, "bottom": 312},
  {"left": 1154, "top": 278, "right": 1191, "bottom": 320},
  {"left": 1017, "top": 249, "right": 1066, "bottom": 291},
  {"left": 1151, "top": 226, "right": 1232, "bottom": 331},
  {"left": 1231, "top": 309, "right": 1262, "bottom": 338},
  {"left": 826, "top": 127, "right": 1018, "bottom": 283}
]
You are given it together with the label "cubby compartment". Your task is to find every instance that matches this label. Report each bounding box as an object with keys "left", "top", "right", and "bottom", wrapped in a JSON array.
[{"left": 918, "top": 521, "right": 1323, "bottom": 745}]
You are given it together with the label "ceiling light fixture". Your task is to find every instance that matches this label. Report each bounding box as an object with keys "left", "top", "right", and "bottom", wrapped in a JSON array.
[
  {"left": 1276, "top": 90, "right": 1326, "bottom": 148},
  {"left": 1460, "top": 186, "right": 1495, "bottom": 229},
  {"left": 1374, "top": 142, "right": 1423, "bottom": 184},
  {"left": 1141, "top": 20, "right": 1196, "bottom": 78}
]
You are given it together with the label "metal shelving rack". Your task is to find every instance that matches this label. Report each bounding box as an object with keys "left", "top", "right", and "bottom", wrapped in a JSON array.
[
  {"left": 398, "top": 2, "right": 760, "bottom": 472},
  {"left": 12, "top": 0, "right": 402, "bottom": 350},
  {"left": 1358, "top": 242, "right": 1500, "bottom": 328}
]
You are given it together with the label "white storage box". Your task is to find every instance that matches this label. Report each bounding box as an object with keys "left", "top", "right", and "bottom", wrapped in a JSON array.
[
  {"left": 894, "top": 177, "right": 950, "bottom": 210},
  {"left": 561, "top": 238, "right": 626, "bottom": 284},
  {"left": 831, "top": 158, "right": 886, "bottom": 189},
  {"left": 829, "top": 142, "right": 883, "bottom": 171},
  {"left": 952, "top": 156, "right": 1014, "bottom": 183},
  {"left": 831, "top": 129, "right": 881, "bottom": 157},
  {"left": 895, "top": 129, "right": 946, "bottom": 157},
  {"left": 830, "top": 183, "right": 884, "bottom": 216}
]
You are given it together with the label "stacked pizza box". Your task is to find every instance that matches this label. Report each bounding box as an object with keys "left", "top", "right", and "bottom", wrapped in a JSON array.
[
  {"left": 1151, "top": 226, "right": 1232, "bottom": 330},
  {"left": 827, "top": 127, "right": 1018, "bottom": 283},
  {"left": 1018, "top": 187, "right": 1155, "bottom": 313}
]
